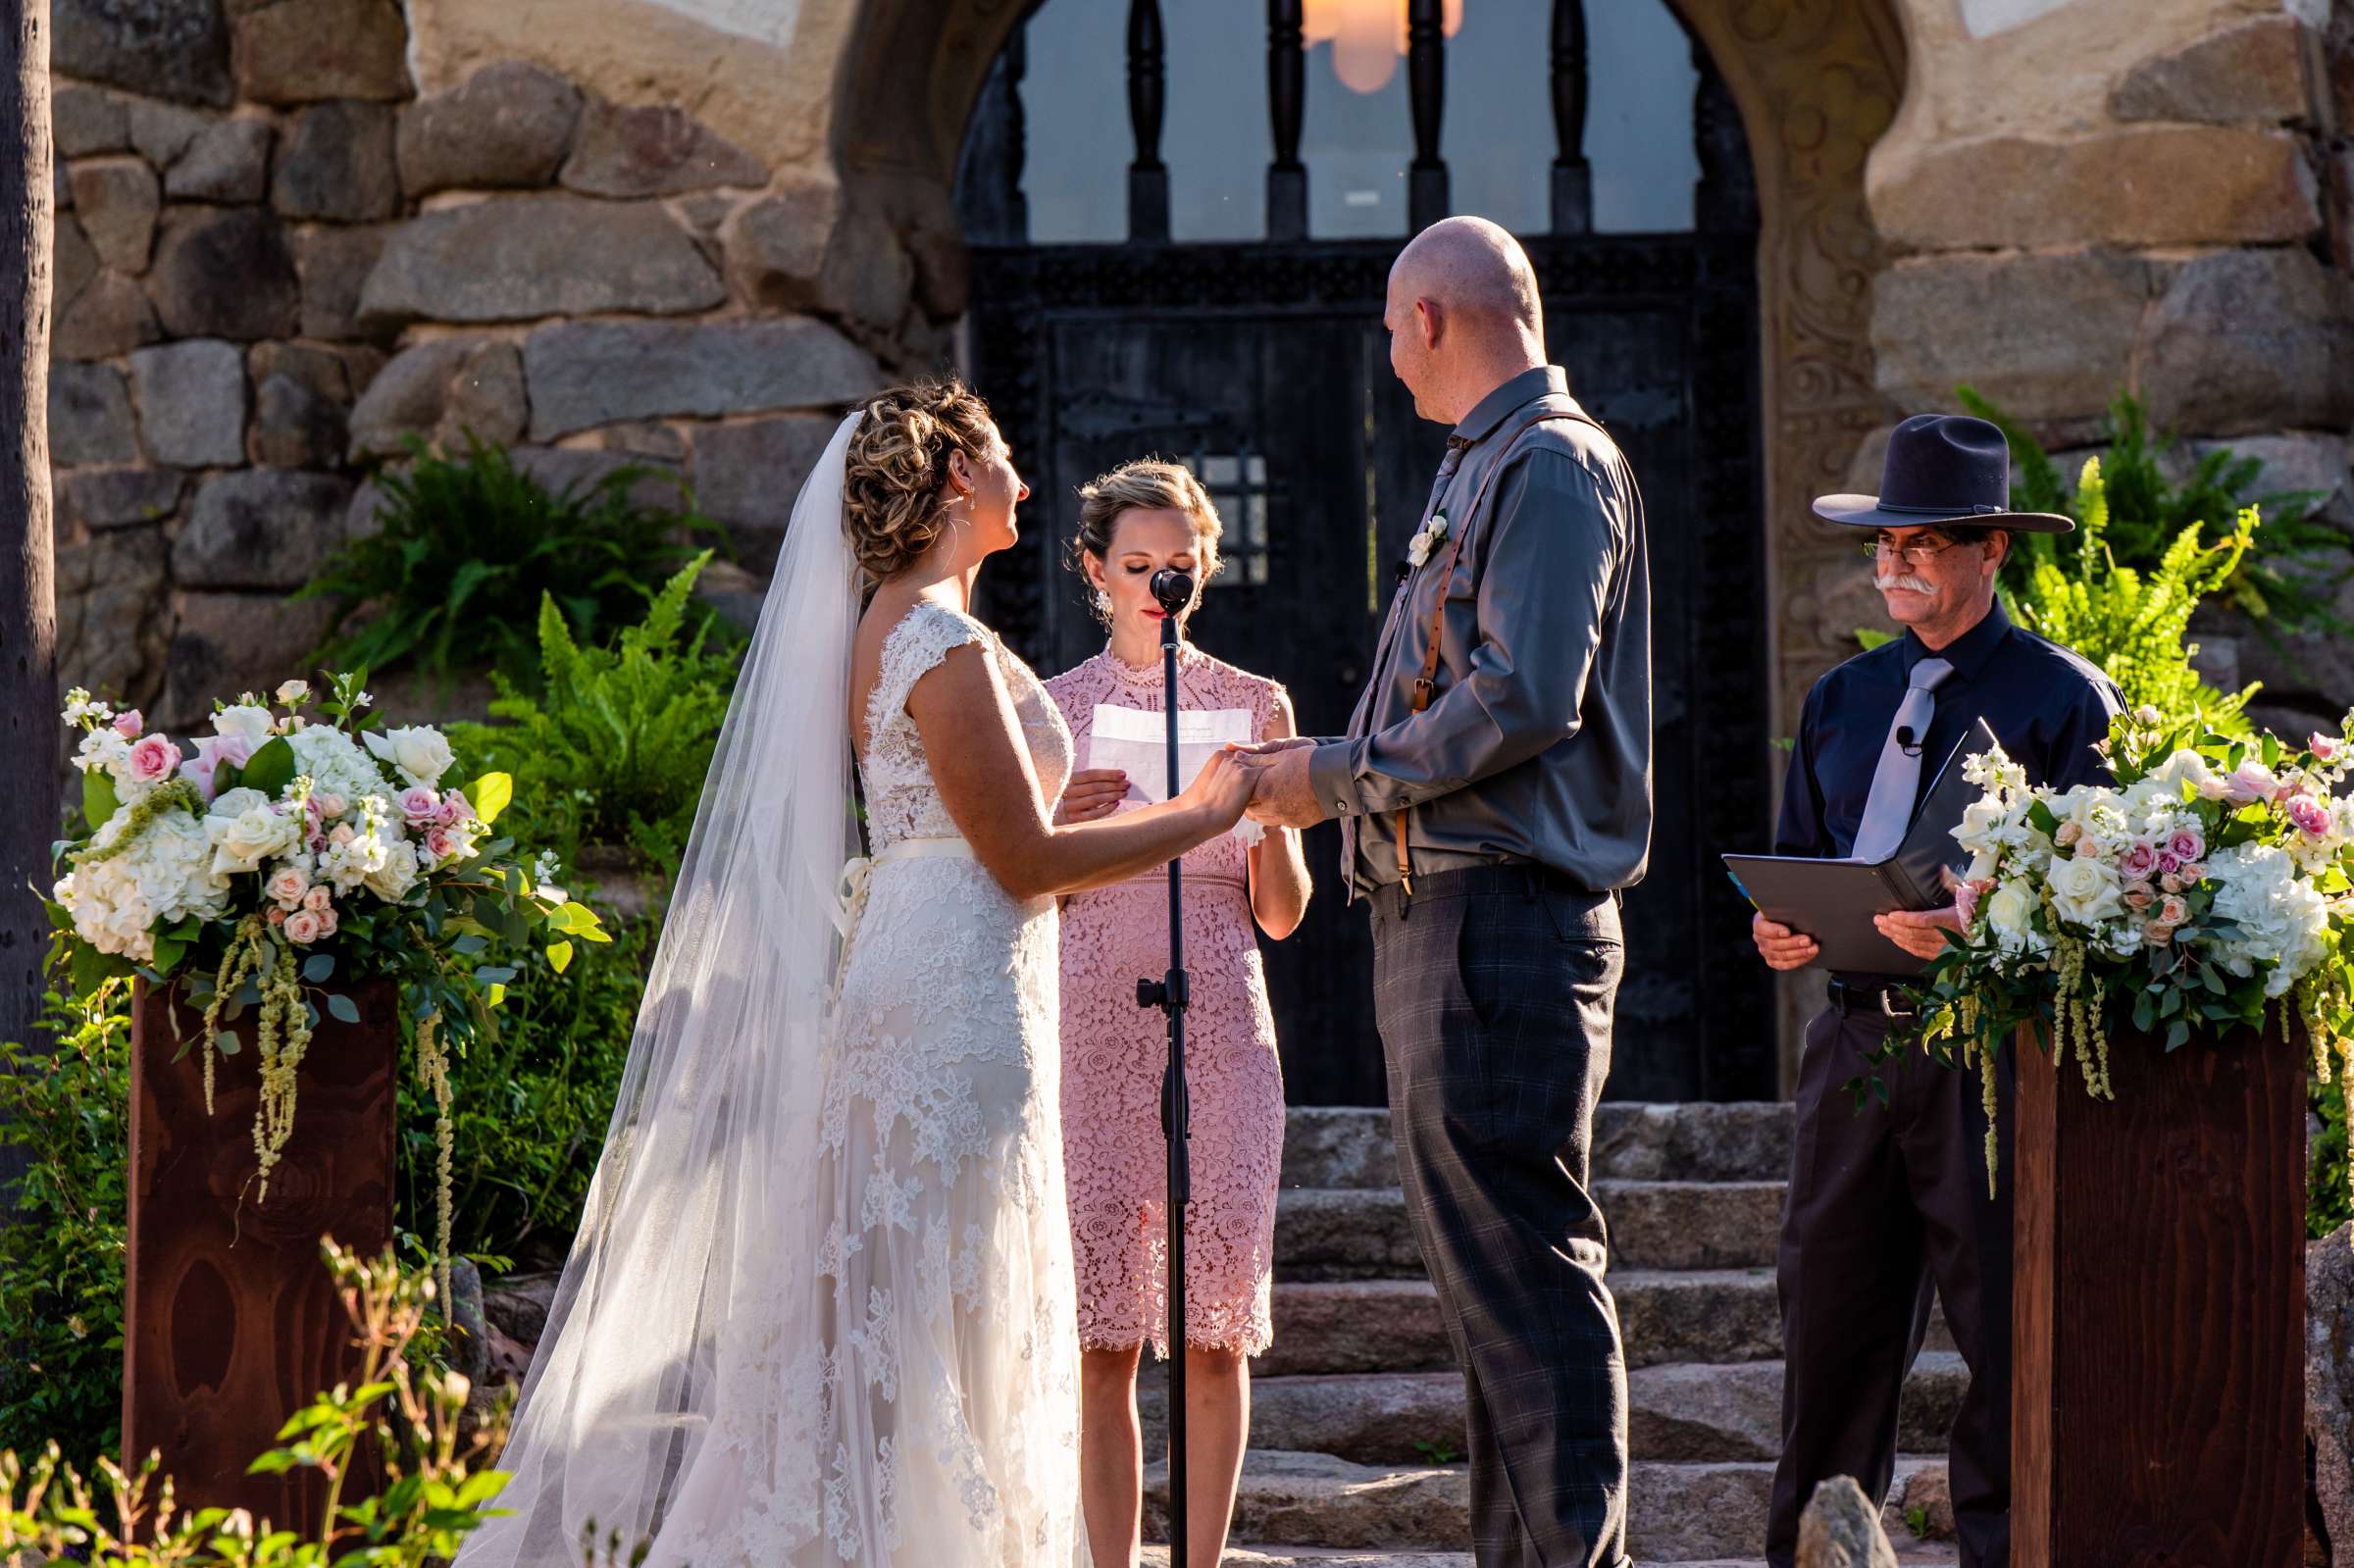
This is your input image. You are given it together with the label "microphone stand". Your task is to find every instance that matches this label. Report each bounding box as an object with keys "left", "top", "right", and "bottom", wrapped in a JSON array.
[{"left": 1134, "top": 570, "right": 1194, "bottom": 1566}]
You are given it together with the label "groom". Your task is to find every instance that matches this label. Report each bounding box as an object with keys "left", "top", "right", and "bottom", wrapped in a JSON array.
[{"left": 1244, "top": 215, "right": 1650, "bottom": 1568}]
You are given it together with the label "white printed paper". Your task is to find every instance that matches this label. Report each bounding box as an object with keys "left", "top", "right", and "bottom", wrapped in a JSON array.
[{"left": 1087, "top": 704, "right": 1263, "bottom": 847}]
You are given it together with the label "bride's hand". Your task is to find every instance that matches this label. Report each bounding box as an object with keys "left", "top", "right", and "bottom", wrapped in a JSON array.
[
  {"left": 1176, "top": 745, "right": 1256, "bottom": 831},
  {"left": 1054, "top": 768, "right": 1129, "bottom": 826}
]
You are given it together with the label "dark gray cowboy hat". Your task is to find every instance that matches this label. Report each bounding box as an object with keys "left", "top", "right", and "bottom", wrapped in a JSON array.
[{"left": 1813, "top": 413, "right": 2073, "bottom": 534}]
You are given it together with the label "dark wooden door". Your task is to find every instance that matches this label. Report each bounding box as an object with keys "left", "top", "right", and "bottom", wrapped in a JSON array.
[
  {"left": 959, "top": 1, "right": 1775, "bottom": 1101},
  {"left": 968, "top": 235, "right": 1774, "bottom": 1103}
]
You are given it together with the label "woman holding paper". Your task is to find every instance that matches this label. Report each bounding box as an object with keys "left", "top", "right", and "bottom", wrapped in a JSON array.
[{"left": 1045, "top": 460, "right": 1312, "bottom": 1568}]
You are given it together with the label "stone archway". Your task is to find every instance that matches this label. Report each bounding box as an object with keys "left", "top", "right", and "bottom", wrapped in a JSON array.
[{"left": 829, "top": 0, "right": 1910, "bottom": 734}]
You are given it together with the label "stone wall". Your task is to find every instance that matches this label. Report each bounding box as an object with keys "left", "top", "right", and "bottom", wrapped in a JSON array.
[
  {"left": 43, "top": 0, "right": 914, "bottom": 730},
  {"left": 1858, "top": 0, "right": 2354, "bottom": 736}
]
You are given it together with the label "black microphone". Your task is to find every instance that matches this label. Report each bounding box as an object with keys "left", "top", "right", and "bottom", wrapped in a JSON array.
[
  {"left": 1149, "top": 569, "right": 1195, "bottom": 615},
  {"left": 1896, "top": 725, "right": 1920, "bottom": 755}
]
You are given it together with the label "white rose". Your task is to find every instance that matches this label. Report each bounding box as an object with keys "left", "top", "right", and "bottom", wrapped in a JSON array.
[
  {"left": 206, "top": 801, "right": 300, "bottom": 876},
  {"left": 1984, "top": 879, "right": 2038, "bottom": 950},
  {"left": 362, "top": 836, "right": 421, "bottom": 902},
  {"left": 207, "top": 785, "right": 270, "bottom": 820},
  {"left": 364, "top": 725, "right": 455, "bottom": 788},
  {"left": 275, "top": 680, "right": 311, "bottom": 705},
  {"left": 2045, "top": 852, "right": 2124, "bottom": 930},
  {"left": 212, "top": 704, "right": 277, "bottom": 741}
]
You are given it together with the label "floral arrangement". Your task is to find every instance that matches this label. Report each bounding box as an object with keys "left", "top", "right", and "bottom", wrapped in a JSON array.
[
  {"left": 42, "top": 673, "right": 608, "bottom": 1297},
  {"left": 1904, "top": 705, "right": 2354, "bottom": 1190}
]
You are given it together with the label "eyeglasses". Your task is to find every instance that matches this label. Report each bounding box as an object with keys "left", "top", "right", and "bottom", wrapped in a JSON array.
[{"left": 1859, "top": 534, "right": 1970, "bottom": 568}]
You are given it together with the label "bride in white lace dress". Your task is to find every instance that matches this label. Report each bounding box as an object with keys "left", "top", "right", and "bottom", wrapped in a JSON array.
[{"left": 458, "top": 381, "right": 1254, "bottom": 1568}]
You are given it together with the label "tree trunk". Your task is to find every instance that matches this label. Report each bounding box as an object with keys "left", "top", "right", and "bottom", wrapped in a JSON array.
[{"left": 0, "top": 0, "right": 58, "bottom": 1193}]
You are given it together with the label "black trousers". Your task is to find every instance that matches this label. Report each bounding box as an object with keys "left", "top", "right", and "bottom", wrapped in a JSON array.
[
  {"left": 1766, "top": 1003, "right": 2013, "bottom": 1568},
  {"left": 1369, "top": 864, "right": 1629, "bottom": 1568}
]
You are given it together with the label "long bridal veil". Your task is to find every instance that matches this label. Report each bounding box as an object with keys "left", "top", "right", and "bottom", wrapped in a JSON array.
[{"left": 459, "top": 414, "right": 865, "bottom": 1566}]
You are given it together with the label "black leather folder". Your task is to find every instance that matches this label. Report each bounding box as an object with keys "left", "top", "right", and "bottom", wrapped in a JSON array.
[{"left": 1722, "top": 718, "right": 1997, "bottom": 975}]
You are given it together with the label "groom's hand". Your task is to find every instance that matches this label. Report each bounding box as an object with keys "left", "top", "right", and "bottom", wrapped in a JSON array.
[{"left": 1239, "top": 743, "right": 1327, "bottom": 830}]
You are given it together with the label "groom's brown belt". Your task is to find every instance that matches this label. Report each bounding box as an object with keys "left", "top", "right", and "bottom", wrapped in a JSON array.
[{"left": 1393, "top": 408, "right": 1604, "bottom": 897}]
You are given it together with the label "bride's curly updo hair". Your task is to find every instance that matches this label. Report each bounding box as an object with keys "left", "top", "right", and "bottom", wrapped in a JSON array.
[
  {"left": 1071, "top": 459, "right": 1225, "bottom": 627},
  {"left": 843, "top": 379, "right": 998, "bottom": 581}
]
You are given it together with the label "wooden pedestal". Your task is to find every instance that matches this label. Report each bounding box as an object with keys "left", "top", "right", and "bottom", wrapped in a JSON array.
[
  {"left": 2013, "top": 1021, "right": 2306, "bottom": 1565},
  {"left": 122, "top": 977, "right": 398, "bottom": 1531}
]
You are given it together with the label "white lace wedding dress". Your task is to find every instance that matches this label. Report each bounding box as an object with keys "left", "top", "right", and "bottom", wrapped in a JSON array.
[
  {"left": 458, "top": 409, "right": 1087, "bottom": 1568},
  {"left": 653, "top": 599, "right": 1082, "bottom": 1565}
]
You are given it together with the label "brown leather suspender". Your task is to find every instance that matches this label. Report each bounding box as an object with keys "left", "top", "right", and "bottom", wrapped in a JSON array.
[{"left": 1391, "top": 408, "right": 1604, "bottom": 896}]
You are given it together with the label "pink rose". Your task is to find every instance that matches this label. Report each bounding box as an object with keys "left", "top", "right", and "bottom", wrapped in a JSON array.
[
  {"left": 2288, "top": 794, "right": 2332, "bottom": 837},
  {"left": 328, "top": 824, "right": 355, "bottom": 848},
  {"left": 314, "top": 907, "right": 337, "bottom": 939},
  {"left": 195, "top": 733, "right": 258, "bottom": 774},
  {"left": 309, "top": 832, "right": 329, "bottom": 853},
  {"left": 301, "top": 885, "right": 333, "bottom": 914},
  {"left": 2179, "top": 861, "right": 2209, "bottom": 885},
  {"left": 266, "top": 906, "right": 286, "bottom": 927},
  {"left": 1956, "top": 879, "right": 1987, "bottom": 928},
  {"left": 2055, "top": 820, "right": 2082, "bottom": 848},
  {"left": 2156, "top": 852, "right": 2180, "bottom": 878},
  {"left": 424, "top": 825, "right": 461, "bottom": 862},
  {"left": 2143, "top": 920, "right": 2175, "bottom": 946},
  {"left": 2167, "top": 827, "right": 2204, "bottom": 864},
  {"left": 283, "top": 910, "right": 324, "bottom": 945},
  {"left": 2226, "top": 761, "right": 2277, "bottom": 806},
  {"left": 2314, "top": 733, "right": 2342, "bottom": 764},
  {"left": 438, "top": 791, "right": 475, "bottom": 826},
  {"left": 2197, "top": 776, "right": 2233, "bottom": 802},
  {"left": 2121, "top": 840, "right": 2158, "bottom": 880},
  {"left": 398, "top": 786, "right": 439, "bottom": 826},
  {"left": 126, "top": 733, "right": 180, "bottom": 785},
  {"left": 2124, "top": 886, "right": 2154, "bottom": 911},
  {"left": 2161, "top": 872, "right": 2183, "bottom": 894},
  {"left": 181, "top": 751, "right": 220, "bottom": 802},
  {"left": 2158, "top": 894, "right": 2190, "bottom": 927},
  {"left": 265, "top": 866, "right": 309, "bottom": 907},
  {"left": 316, "top": 790, "right": 347, "bottom": 820},
  {"left": 111, "top": 709, "right": 142, "bottom": 738}
]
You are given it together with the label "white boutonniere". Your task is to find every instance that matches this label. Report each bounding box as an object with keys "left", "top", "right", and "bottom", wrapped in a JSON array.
[{"left": 1407, "top": 512, "right": 1450, "bottom": 570}]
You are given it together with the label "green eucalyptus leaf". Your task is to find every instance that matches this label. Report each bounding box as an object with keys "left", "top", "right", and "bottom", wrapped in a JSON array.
[
  {"left": 215, "top": 1031, "right": 241, "bottom": 1056},
  {"left": 326, "top": 992, "right": 362, "bottom": 1025},
  {"left": 302, "top": 953, "right": 335, "bottom": 984}
]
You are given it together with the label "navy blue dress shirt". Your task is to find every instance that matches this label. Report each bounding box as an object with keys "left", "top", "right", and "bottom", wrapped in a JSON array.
[{"left": 1773, "top": 599, "right": 2124, "bottom": 980}]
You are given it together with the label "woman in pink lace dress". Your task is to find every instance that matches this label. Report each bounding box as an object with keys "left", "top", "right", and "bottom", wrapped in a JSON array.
[{"left": 1045, "top": 461, "right": 1313, "bottom": 1568}]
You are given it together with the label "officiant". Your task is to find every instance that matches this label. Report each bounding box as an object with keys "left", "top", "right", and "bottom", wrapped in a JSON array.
[{"left": 1754, "top": 413, "right": 2121, "bottom": 1568}]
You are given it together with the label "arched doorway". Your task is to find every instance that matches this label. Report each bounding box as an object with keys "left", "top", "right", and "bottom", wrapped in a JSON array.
[{"left": 833, "top": 0, "right": 1909, "bottom": 1103}]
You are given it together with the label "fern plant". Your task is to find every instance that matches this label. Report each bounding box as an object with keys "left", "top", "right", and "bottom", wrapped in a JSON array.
[
  {"left": 1959, "top": 387, "right": 2346, "bottom": 633},
  {"left": 444, "top": 552, "right": 740, "bottom": 874},
  {"left": 302, "top": 433, "right": 726, "bottom": 691},
  {"left": 2006, "top": 455, "right": 2259, "bottom": 733}
]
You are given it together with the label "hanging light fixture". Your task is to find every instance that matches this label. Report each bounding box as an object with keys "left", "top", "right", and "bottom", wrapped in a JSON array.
[{"left": 1304, "top": 0, "right": 1463, "bottom": 95}]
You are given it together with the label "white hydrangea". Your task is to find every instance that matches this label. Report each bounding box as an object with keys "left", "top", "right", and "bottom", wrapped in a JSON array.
[
  {"left": 54, "top": 809, "right": 230, "bottom": 960},
  {"left": 2207, "top": 843, "right": 2331, "bottom": 997},
  {"left": 282, "top": 724, "right": 396, "bottom": 811}
]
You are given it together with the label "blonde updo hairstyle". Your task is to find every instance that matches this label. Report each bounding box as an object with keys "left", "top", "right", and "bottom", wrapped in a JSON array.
[
  {"left": 842, "top": 379, "right": 999, "bottom": 582},
  {"left": 1071, "top": 459, "right": 1226, "bottom": 628}
]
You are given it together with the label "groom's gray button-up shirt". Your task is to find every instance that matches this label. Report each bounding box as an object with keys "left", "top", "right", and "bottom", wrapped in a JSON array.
[{"left": 1306, "top": 366, "right": 1653, "bottom": 902}]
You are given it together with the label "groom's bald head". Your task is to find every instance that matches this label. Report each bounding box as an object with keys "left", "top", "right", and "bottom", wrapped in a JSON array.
[{"left": 1384, "top": 217, "right": 1547, "bottom": 425}]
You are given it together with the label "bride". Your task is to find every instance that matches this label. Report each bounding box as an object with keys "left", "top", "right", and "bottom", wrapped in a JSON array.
[{"left": 458, "top": 380, "right": 1257, "bottom": 1566}]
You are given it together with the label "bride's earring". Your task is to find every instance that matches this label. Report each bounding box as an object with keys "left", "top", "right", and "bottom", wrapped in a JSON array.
[{"left": 1092, "top": 585, "right": 1112, "bottom": 622}]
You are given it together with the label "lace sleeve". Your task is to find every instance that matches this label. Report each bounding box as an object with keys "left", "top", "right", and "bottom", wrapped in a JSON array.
[
  {"left": 1249, "top": 673, "right": 1292, "bottom": 745},
  {"left": 870, "top": 602, "right": 992, "bottom": 739}
]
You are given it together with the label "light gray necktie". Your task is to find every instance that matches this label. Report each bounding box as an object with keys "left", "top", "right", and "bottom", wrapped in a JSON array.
[{"left": 1850, "top": 656, "right": 1953, "bottom": 862}]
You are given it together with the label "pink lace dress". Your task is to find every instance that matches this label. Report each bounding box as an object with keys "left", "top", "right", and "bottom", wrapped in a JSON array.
[{"left": 1045, "top": 643, "right": 1288, "bottom": 1357}]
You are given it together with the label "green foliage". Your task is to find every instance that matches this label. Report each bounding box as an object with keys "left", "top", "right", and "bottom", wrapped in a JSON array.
[
  {"left": 0, "top": 986, "right": 130, "bottom": 1471},
  {"left": 2315, "top": 1080, "right": 2352, "bottom": 1241},
  {"left": 446, "top": 553, "right": 740, "bottom": 873},
  {"left": 1959, "top": 387, "right": 2348, "bottom": 632},
  {"left": 0, "top": 1240, "right": 522, "bottom": 1567},
  {"left": 397, "top": 914, "right": 652, "bottom": 1271},
  {"left": 2006, "top": 454, "right": 2259, "bottom": 733},
  {"left": 301, "top": 433, "right": 727, "bottom": 691}
]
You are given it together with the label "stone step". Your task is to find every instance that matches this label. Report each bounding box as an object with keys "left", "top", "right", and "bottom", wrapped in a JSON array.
[
  {"left": 1141, "top": 1449, "right": 1952, "bottom": 1559},
  {"left": 1139, "top": 1355, "right": 1967, "bottom": 1468},
  {"left": 1281, "top": 1102, "right": 1796, "bottom": 1191},
  {"left": 1273, "top": 1182, "right": 1786, "bottom": 1281},
  {"left": 1265, "top": 1269, "right": 1948, "bottom": 1376}
]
